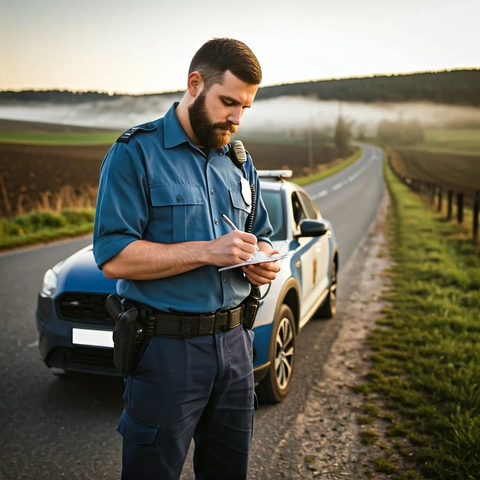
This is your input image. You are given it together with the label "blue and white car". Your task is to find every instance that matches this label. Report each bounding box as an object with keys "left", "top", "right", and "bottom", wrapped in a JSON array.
[{"left": 36, "top": 171, "right": 338, "bottom": 403}]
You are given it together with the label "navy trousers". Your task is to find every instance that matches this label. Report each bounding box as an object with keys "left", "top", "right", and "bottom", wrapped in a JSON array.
[{"left": 117, "top": 323, "right": 255, "bottom": 480}]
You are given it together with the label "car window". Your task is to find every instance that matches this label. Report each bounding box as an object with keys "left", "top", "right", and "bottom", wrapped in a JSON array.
[
  {"left": 291, "top": 192, "right": 307, "bottom": 230},
  {"left": 261, "top": 190, "right": 286, "bottom": 241},
  {"left": 299, "top": 192, "right": 320, "bottom": 219}
]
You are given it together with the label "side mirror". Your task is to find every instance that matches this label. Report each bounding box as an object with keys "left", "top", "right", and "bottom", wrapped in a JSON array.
[{"left": 297, "top": 219, "right": 329, "bottom": 238}]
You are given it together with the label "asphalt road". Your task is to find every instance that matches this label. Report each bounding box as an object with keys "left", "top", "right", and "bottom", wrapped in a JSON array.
[{"left": 0, "top": 144, "right": 384, "bottom": 480}]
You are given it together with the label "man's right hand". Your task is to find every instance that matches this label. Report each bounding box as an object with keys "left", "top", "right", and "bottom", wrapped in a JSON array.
[{"left": 208, "top": 231, "right": 258, "bottom": 266}]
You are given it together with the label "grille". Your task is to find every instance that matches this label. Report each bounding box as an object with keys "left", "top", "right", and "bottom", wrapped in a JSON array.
[
  {"left": 46, "top": 347, "right": 118, "bottom": 373},
  {"left": 56, "top": 293, "right": 114, "bottom": 326},
  {"left": 71, "top": 347, "right": 115, "bottom": 369}
]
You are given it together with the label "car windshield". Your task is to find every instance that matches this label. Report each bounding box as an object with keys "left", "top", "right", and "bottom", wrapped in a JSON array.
[{"left": 261, "top": 190, "right": 285, "bottom": 241}]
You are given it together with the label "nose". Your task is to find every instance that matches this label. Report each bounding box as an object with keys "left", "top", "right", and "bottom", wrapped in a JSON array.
[{"left": 227, "top": 107, "right": 243, "bottom": 126}]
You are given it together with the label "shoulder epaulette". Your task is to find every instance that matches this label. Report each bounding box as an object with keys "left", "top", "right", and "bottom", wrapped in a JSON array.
[{"left": 116, "top": 123, "right": 157, "bottom": 143}]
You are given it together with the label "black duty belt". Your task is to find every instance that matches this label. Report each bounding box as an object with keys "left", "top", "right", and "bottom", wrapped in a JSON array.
[{"left": 143, "top": 305, "right": 244, "bottom": 339}]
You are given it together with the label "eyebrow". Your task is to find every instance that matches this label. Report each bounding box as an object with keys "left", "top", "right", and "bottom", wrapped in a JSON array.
[{"left": 221, "top": 96, "right": 252, "bottom": 108}]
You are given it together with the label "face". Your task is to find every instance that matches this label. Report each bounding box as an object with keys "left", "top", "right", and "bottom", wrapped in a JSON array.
[{"left": 188, "top": 70, "right": 258, "bottom": 148}]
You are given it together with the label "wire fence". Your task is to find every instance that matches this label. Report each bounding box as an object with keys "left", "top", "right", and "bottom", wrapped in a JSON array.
[{"left": 387, "top": 155, "right": 480, "bottom": 245}]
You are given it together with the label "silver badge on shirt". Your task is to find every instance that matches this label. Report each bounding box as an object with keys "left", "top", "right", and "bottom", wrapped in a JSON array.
[{"left": 240, "top": 177, "right": 252, "bottom": 213}]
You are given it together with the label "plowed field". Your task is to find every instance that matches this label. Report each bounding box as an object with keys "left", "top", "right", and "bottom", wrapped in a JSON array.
[
  {"left": 0, "top": 120, "right": 340, "bottom": 217},
  {"left": 390, "top": 147, "right": 480, "bottom": 197}
]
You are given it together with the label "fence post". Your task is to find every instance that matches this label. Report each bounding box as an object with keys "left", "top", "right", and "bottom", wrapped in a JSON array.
[
  {"left": 437, "top": 187, "right": 442, "bottom": 212},
  {"left": 457, "top": 193, "right": 464, "bottom": 224},
  {"left": 447, "top": 191, "right": 453, "bottom": 220},
  {"left": 474, "top": 190, "right": 479, "bottom": 245}
]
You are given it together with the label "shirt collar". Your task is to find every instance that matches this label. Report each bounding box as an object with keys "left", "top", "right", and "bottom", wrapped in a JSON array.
[{"left": 163, "top": 102, "right": 195, "bottom": 150}]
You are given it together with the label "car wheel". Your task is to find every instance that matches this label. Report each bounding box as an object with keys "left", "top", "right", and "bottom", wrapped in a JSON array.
[
  {"left": 256, "top": 304, "right": 296, "bottom": 404},
  {"left": 316, "top": 260, "right": 337, "bottom": 319}
]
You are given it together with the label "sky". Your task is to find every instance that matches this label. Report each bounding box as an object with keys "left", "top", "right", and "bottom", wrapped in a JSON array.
[{"left": 1, "top": 0, "right": 479, "bottom": 95}]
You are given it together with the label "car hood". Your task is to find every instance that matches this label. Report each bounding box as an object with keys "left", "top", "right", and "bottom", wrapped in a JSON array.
[{"left": 55, "top": 245, "right": 117, "bottom": 295}]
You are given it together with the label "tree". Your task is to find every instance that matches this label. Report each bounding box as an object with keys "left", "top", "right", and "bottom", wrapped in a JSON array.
[{"left": 334, "top": 115, "right": 352, "bottom": 157}]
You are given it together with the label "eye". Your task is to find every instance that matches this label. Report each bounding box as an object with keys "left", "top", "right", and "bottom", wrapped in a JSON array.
[{"left": 222, "top": 99, "right": 234, "bottom": 106}]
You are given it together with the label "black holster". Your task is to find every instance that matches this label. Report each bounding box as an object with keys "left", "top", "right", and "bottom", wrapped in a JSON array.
[
  {"left": 242, "top": 285, "right": 261, "bottom": 330},
  {"left": 105, "top": 294, "right": 144, "bottom": 376}
]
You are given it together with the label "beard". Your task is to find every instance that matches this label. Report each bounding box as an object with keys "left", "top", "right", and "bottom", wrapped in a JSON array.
[{"left": 188, "top": 91, "right": 238, "bottom": 149}]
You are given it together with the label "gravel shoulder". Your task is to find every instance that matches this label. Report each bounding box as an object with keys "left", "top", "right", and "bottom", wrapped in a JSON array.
[{"left": 263, "top": 189, "right": 395, "bottom": 479}]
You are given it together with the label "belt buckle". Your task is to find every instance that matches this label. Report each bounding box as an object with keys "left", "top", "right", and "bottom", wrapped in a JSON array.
[{"left": 198, "top": 314, "right": 215, "bottom": 336}]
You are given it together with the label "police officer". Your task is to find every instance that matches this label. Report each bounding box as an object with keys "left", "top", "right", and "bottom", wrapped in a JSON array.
[{"left": 93, "top": 38, "right": 280, "bottom": 479}]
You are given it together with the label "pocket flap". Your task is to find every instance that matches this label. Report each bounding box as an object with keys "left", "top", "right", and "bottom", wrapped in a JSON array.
[
  {"left": 117, "top": 409, "right": 160, "bottom": 445},
  {"left": 229, "top": 189, "right": 250, "bottom": 213},
  {"left": 150, "top": 184, "right": 204, "bottom": 207}
]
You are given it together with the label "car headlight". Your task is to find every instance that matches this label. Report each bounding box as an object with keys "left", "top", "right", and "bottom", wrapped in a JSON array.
[{"left": 41, "top": 269, "right": 58, "bottom": 297}]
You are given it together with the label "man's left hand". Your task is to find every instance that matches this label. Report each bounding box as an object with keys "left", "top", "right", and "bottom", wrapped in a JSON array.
[{"left": 241, "top": 249, "right": 281, "bottom": 286}]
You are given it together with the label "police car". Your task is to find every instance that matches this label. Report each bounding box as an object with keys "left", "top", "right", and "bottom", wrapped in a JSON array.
[{"left": 35, "top": 170, "right": 338, "bottom": 404}]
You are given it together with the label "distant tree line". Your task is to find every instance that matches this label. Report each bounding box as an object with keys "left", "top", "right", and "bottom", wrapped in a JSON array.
[
  {"left": 377, "top": 119, "right": 425, "bottom": 145},
  {"left": 1, "top": 69, "right": 479, "bottom": 106},
  {"left": 0, "top": 90, "right": 122, "bottom": 103},
  {"left": 255, "top": 70, "right": 480, "bottom": 106}
]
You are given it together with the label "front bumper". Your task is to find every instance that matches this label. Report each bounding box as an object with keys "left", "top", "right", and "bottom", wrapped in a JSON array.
[{"left": 36, "top": 294, "right": 119, "bottom": 376}]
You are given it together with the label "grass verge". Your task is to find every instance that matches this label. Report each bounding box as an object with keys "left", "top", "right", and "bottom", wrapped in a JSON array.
[
  {"left": 0, "top": 209, "right": 94, "bottom": 250},
  {"left": 358, "top": 157, "right": 480, "bottom": 479},
  {"left": 293, "top": 147, "right": 363, "bottom": 186}
]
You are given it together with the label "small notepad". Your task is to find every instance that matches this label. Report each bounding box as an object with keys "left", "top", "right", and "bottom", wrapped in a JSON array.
[{"left": 218, "top": 252, "right": 291, "bottom": 272}]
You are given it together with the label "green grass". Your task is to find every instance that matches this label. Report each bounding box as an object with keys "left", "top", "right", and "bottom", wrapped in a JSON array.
[
  {"left": 0, "top": 131, "right": 121, "bottom": 145},
  {"left": 361, "top": 158, "right": 480, "bottom": 479},
  {"left": 422, "top": 129, "right": 480, "bottom": 154},
  {"left": 0, "top": 209, "right": 94, "bottom": 249},
  {"left": 293, "top": 147, "right": 363, "bottom": 186}
]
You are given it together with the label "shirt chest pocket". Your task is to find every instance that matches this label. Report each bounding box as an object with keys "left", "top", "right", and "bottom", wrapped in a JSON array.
[
  {"left": 150, "top": 185, "right": 204, "bottom": 243},
  {"left": 229, "top": 188, "right": 252, "bottom": 232}
]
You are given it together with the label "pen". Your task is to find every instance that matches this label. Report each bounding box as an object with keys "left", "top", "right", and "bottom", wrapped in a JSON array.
[{"left": 221, "top": 214, "right": 239, "bottom": 231}]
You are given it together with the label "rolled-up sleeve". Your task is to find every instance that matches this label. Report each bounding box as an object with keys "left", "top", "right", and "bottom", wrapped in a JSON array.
[
  {"left": 93, "top": 142, "right": 149, "bottom": 269},
  {"left": 245, "top": 155, "right": 273, "bottom": 248}
]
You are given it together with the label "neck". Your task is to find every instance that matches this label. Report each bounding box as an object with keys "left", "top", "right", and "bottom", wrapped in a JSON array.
[{"left": 175, "top": 96, "right": 200, "bottom": 146}]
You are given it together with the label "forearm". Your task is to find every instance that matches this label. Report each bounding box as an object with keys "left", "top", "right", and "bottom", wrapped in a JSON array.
[
  {"left": 102, "top": 239, "right": 211, "bottom": 280},
  {"left": 102, "top": 230, "right": 261, "bottom": 280}
]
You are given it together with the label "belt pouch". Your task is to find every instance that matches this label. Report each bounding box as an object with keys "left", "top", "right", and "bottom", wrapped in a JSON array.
[
  {"left": 243, "top": 285, "right": 261, "bottom": 330},
  {"left": 106, "top": 295, "right": 141, "bottom": 375}
]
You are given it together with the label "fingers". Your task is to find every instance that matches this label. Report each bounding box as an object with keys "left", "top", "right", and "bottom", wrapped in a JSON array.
[
  {"left": 229, "top": 231, "right": 257, "bottom": 261},
  {"left": 242, "top": 260, "right": 280, "bottom": 285},
  {"left": 237, "top": 231, "right": 258, "bottom": 246}
]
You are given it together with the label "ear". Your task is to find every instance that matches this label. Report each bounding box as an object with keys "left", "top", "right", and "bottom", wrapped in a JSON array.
[{"left": 187, "top": 71, "right": 204, "bottom": 98}]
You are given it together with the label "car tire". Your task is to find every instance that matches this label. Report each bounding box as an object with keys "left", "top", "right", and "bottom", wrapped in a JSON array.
[
  {"left": 256, "top": 304, "right": 296, "bottom": 404},
  {"left": 316, "top": 260, "right": 337, "bottom": 319}
]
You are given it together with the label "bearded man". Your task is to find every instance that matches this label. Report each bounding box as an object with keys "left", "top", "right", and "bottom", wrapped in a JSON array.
[{"left": 93, "top": 38, "right": 280, "bottom": 480}]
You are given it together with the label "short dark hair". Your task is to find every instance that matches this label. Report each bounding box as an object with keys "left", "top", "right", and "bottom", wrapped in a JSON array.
[{"left": 188, "top": 38, "right": 262, "bottom": 90}]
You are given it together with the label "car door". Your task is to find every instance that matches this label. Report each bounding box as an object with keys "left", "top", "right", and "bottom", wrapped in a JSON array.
[
  {"left": 298, "top": 192, "right": 330, "bottom": 298},
  {"left": 290, "top": 191, "right": 318, "bottom": 321}
]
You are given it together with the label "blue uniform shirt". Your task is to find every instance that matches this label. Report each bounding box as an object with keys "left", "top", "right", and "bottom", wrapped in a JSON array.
[{"left": 93, "top": 103, "right": 273, "bottom": 313}]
